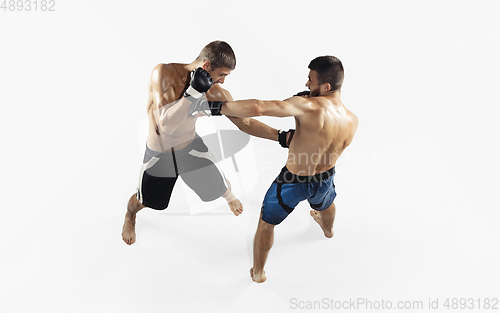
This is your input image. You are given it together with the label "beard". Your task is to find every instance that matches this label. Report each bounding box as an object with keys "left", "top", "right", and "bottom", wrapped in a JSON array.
[{"left": 309, "top": 87, "right": 321, "bottom": 97}]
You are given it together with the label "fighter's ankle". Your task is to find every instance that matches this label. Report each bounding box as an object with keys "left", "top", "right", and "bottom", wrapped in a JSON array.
[
  {"left": 252, "top": 268, "right": 264, "bottom": 275},
  {"left": 222, "top": 194, "right": 237, "bottom": 203},
  {"left": 126, "top": 211, "right": 137, "bottom": 218}
]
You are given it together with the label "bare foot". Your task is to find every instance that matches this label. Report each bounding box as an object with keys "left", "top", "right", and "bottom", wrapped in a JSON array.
[
  {"left": 228, "top": 199, "right": 243, "bottom": 216},
  {"left": 221, "top": 180, "right": 242, "bottom": 216},
  {"left": 250, "top": 268, "right": 266, "bottom": 283},
  {"left": 310, "top": 210, "right": 334, "bottom": 238},
  {"left": 122, "top": 212, "right": 137, "bottom": 245}
]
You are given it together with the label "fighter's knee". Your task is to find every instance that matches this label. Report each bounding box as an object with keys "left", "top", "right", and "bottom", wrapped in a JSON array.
[
  {"left": 129, "top": 194, "right": 141, "bottom": 206},
  {"left": 258, "top": 216, "right": 276, "bottom": 229}
]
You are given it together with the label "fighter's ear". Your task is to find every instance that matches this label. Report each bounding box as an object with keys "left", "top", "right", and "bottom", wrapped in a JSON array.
[
  {"left": 202, "top": 61, "right": 212, "bottom": 72},
  {"left": 320, "top": 83, "right": 331, "bottom": 94}
]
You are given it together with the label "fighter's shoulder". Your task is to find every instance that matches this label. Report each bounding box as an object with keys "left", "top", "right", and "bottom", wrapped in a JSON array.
[
  {"left": 151, "top": 63, "right": 182, "bottom": 81},
  {"left": 207, "top": 84, "right": 233, "bottom": 101},
  {"left": 346, "top": 107, "right": 359, "bottom": 129},
  {"left": 285, "top": 95, "right": 319, "bottom": 113},
  {"left": 150, "top": 63, "right": 183, "bottom": 92}
]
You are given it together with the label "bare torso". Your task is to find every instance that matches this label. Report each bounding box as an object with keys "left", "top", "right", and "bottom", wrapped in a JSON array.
[
  {"left": 146, "top": 63, "right": 231, "bottom": 151},
  {"left": 286, "top": 95, "right": 358, "bottom": 176},
  {"left": 122, "top": 64, "right": 243, "bottom": 247}
]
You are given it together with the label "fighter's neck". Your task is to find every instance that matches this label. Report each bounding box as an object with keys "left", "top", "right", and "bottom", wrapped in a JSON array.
[
  {"left": 319, "top": 90, "right": 341, "bottom": 101},
  {"left": 185, "top": 61, "right": 204, "bottom": 72},
  {"left": 320, "top": 90, "right": 340, "bottom": 97}
]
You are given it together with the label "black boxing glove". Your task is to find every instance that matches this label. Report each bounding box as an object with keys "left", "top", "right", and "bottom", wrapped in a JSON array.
[
  {"left": 294, "top": 90, "right": 310, "bottom": 97},
  {"left": 278, "top": 129, "right": 295, "bottom": 148},
  {"left": 184, "top": 67, "right": 213, "bottom": 101},
  {"left": 188, "top": 100, "right": 224, "bottom": 117}
]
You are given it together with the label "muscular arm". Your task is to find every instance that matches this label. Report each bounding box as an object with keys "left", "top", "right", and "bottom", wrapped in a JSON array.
[
  {"left": 227, "top": 116, "right": 279, "bottom": 141},
  {"left": 220, "top": 97, "right": 313, "bottom": 118},
  {"left": 150, "top": 65, "right": 192, "bottom": 136},
  {"left": 212, "top": 87, "right": 280, "bottom": 141}
]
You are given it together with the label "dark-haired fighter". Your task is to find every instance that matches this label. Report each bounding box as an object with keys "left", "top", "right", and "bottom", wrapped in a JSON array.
[
  {"left": 191, "top": 56, "right": 358, "bottom": 283},
  {"left": 122, "top": 41, "right": 281, "bottom": 245}
]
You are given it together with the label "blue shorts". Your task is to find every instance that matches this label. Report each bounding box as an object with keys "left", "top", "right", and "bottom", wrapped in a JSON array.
[{"left": 261, "top": 166, "right": 336, "bottom": 225}]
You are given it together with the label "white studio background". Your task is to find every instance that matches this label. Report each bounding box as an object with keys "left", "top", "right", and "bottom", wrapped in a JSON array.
[{"left": 1, "top": 1, "right": 499, "bottom": 312}]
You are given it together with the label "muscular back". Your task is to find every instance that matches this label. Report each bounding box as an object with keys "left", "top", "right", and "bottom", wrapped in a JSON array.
[
  {"left": 145, "top": 63, "right": 232, "bottom": 151},
  {"left": 286, "top": 96, "right": 358, "bottom": 176}
]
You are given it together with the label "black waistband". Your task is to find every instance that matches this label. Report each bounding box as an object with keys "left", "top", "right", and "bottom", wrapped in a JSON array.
[
  {"left": 275, "top": 166, "right": 335, "bottom": 184},
  {"left": 146, "top": 134, "right": 201, "bottom": 158}
]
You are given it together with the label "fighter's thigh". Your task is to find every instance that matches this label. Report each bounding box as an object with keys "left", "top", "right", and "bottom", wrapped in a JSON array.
[
  {"left": 319, "top": 200, "right": 336, "bottom": 216},
  {"left": 261, "top": 183, "right": 297, "bottom": 225},
  {"left": 308, "top": 178, "right": 337, "bottom": 211},
  {"left": 180, "top": 161, "right": 228, "bottom": 202},
  {"left": 256, "top": 211, "right": 276, "bottom": 233},
  {"left": 138, "top": 172, "right": 178, "bottom": 210}
]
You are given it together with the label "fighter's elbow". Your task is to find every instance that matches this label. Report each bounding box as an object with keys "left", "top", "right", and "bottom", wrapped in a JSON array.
[
  {"left": 251, "top": 100, "right": 265, "bottom": 117},
  {"left": 238, "top": 118, "right": 252, "bottom": 129},
  {"left": 229, "top": 117, "right": 248, "bottom": 134}
]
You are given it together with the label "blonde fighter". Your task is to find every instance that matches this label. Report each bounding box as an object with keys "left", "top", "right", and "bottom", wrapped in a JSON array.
[{"left": 122, "top": 41, "right": 281, "bottom": 245}]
